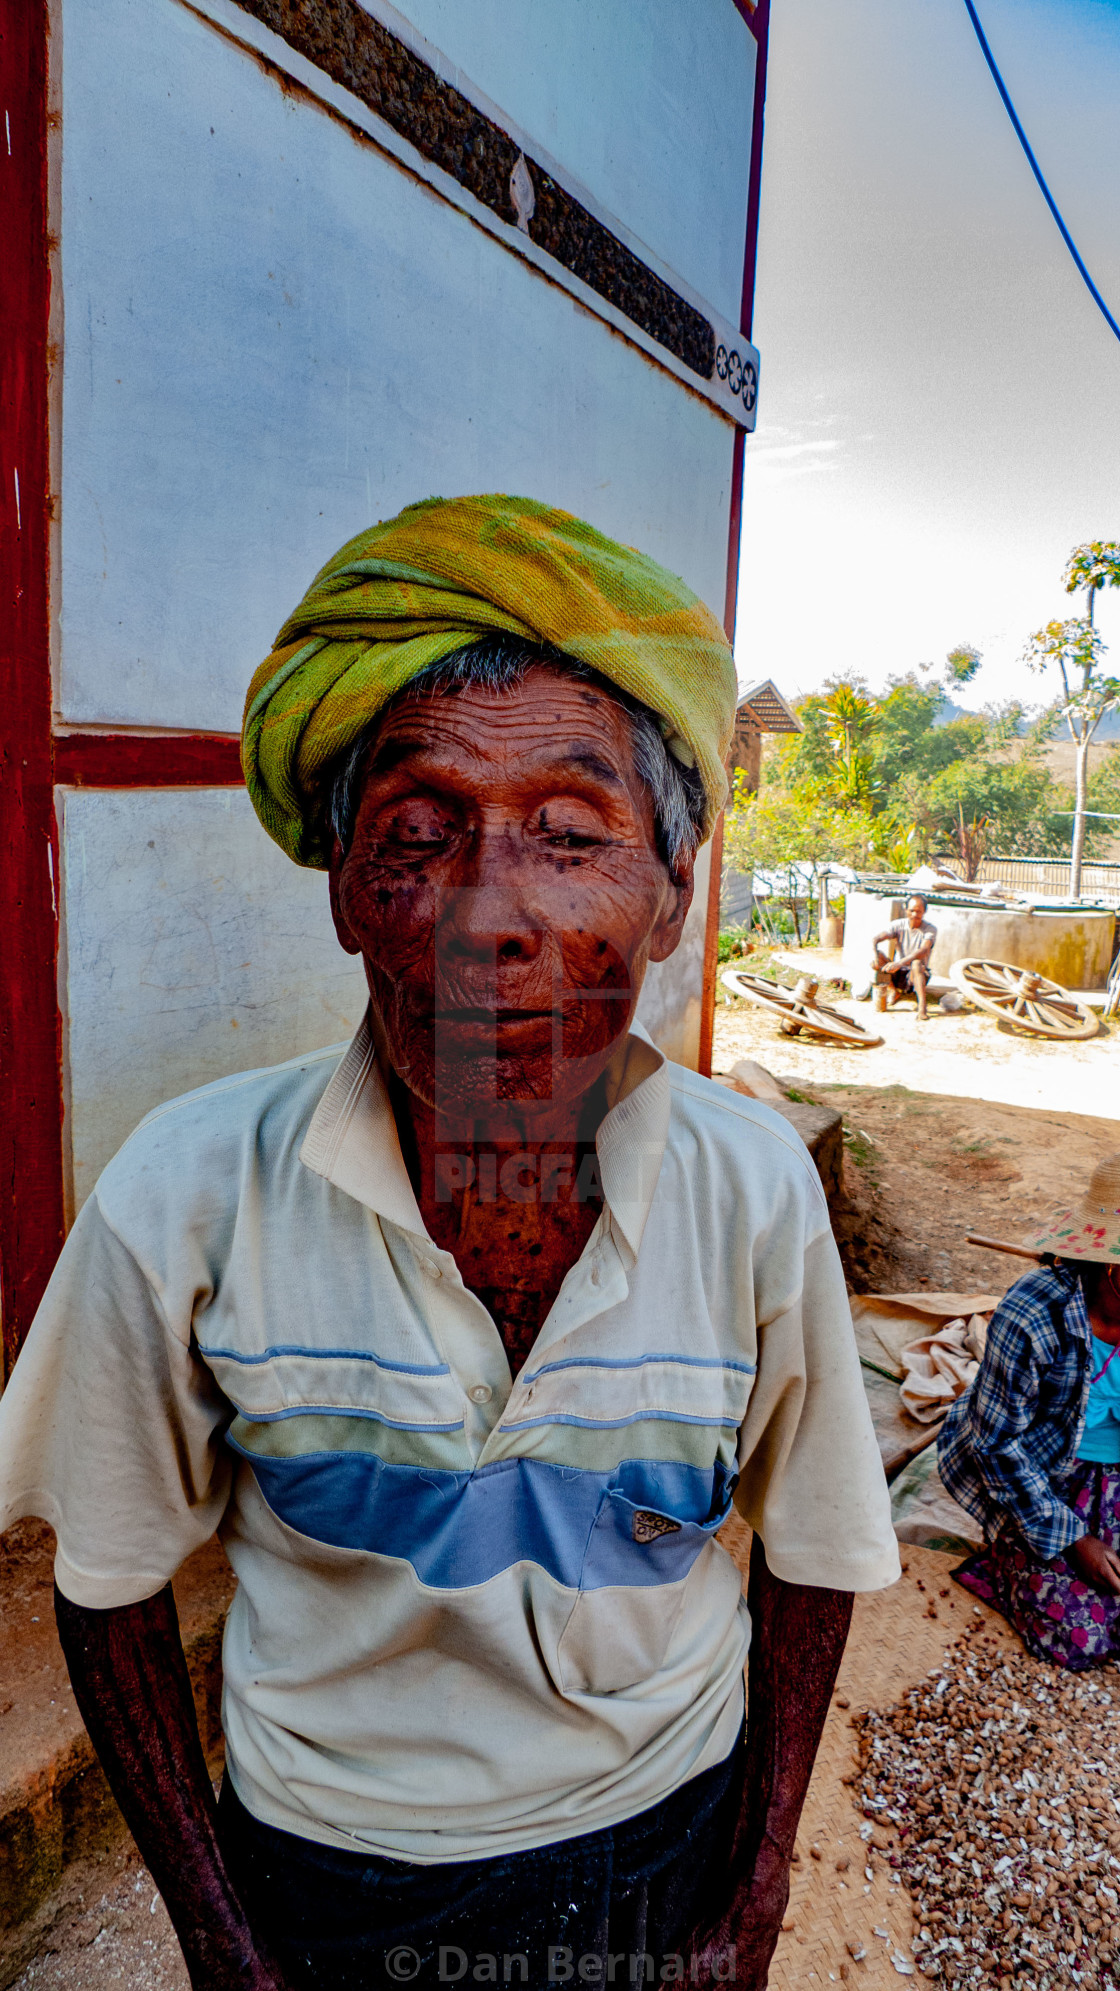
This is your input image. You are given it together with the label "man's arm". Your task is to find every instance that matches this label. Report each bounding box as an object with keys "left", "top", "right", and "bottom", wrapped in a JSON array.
[
  {"left": 899, "top": 928, "right": 934, "bottom": 967},
  {"left": 54, "top": 1584, "right": 286, "bottom": 1991},
  {"left": 690, "top": 1535, "right": 853, "bottom": 1989}
]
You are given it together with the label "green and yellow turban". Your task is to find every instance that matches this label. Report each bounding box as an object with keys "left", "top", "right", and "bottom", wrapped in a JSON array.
[{"left": 242, "top": 494, "right": 737, "bottom": 867}]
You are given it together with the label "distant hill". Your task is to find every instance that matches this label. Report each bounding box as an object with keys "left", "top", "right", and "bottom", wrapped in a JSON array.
[
  {"left": 934, "top": 697, "right": 1120, "bottom": 740},
  {"left": 932, "top": 696, "right": 973, "bottom": 726}
]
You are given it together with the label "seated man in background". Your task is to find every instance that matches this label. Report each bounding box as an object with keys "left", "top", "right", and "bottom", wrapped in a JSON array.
[
  {"left": 871, "top": 893, "right": 937, "bottom": 1021},
  {"left": 0, "top": 496, "right": 898, "bottom": 1991}
]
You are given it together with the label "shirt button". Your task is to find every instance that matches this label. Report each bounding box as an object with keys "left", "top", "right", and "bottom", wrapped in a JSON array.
[
  {"left": 468, "top": 1384, "right": 493, "bottom": 1405},
  {"left": 424, "top": 1259, "right": 443, "bottom": 1279}
]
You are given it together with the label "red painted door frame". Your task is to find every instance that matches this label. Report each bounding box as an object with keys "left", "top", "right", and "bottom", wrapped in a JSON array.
[
  {"left": 1, "top": 0, "right": 65, "bottom": 1379},
  {"left": 53, "top": 733, "right": 245, "bottom": 788}
]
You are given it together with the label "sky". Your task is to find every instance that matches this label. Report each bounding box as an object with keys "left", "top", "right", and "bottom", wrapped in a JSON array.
[{"left": 735, "top": 0, "right": 1120, "bottom": 713}]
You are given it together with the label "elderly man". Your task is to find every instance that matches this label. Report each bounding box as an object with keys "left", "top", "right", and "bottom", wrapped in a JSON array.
[
  {"left": 0, "top": 498, "right": 897, "bottom": 1990},
  {"left": 870, "top": 894, "right": 937, "bottom": 1021}
]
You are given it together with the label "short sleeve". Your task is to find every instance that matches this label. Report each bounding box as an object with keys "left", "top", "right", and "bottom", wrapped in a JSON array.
[
  {"left": 0, "top": 1194, "right": 233, "bottom": 1607},
  {"left": 734, "top": 1228, "right": 900, "bottom": 1591}
]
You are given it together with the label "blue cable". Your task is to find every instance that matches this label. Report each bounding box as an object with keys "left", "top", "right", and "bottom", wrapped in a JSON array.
[{"left": 962, "top": 0, "right": 1120, "bottom": 347}]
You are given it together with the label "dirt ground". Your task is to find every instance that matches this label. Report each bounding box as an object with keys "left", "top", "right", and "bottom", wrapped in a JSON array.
[
  {"left": 713, "top": 986, "right": 1120, "bottom": 1294},
  {"left": 810, "top": 1080, "right": 1117, "bottom": 1296},
  {"left": 714, "top": 975, "right": 1119, "bottom": 1120},
  {"left": 9, "top": 1860, "right": 187, "bottom": 1991}
]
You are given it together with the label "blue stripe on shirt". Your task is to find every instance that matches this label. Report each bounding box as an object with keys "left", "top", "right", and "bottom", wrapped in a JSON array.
[
  {"left": 202, "top": 1344, "right": 450, "bottom": 1375},
  {"left": 227, "top": 1442, "right": 736, "bottom": 1589},
  {"left": 236, "top": 1403, "right": 466, "bottom": 1433},
  {"left": 521, "top": 1353, "right": 756, "bottom": 1381}
]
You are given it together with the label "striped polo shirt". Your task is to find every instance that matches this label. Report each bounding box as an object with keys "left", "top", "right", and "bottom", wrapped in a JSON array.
[{"left": 0, "top": 1018, "right": 897, "bottom": 1863}]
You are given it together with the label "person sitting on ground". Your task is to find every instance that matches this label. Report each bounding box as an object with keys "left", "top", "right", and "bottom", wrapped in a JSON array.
[
  {"left": 869, "top": 894, "right": 936, "bottom": 1021},
  {"left": 939, "top": 1154, "right": 1120, "bottom": 1670},
  {"left": 0, "top": 496, "right": 898, "bottom": 1991}
]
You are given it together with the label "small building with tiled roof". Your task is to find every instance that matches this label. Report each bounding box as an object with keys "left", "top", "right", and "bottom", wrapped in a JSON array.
[{"left": 730, "top": 679, "right": 802, "bottom": 793}]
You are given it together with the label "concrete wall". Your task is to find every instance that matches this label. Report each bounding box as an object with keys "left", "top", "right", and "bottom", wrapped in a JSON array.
[
  {"left": 842, "top": 896, "right": 905, "bottom": 994},
  {"left": 57, "top": 788, "right": 369, "bottom": 1210},
  {"left": 634, "top": 843, "right": 712, "bottom": 1071},
  {"left": 53, "top": 0, "right": 755, "bottom": 1208}
]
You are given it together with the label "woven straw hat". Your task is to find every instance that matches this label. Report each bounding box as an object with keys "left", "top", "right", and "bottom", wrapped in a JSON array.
[{"left": 1027, "top": 1153, "right": 1120, "bottom": 1264}]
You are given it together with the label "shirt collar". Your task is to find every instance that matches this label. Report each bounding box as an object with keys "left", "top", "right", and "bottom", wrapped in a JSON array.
[{"left": 298, "top": 1010, "right": 671, "bottom": 1262}]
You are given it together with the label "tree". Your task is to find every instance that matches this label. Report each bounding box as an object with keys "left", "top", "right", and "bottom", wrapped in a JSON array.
[
  {"left": 721, "top": 775, "right": 913, "bottom": 944},
  {"left": 1023, "top": 540, "right": 1120, "bottom": 894},
  {"left": 1088, "top": 744, "right": 1120, "bottom": 848},
  {"left": 919, "top": 757, "right": 1073, "bottom": 876},
  {"left": 721, "top": 781, "right": 868, "bottom": 928},
  {"left": 819, "top": 681, "right": 876, "bottom": 804},
  {"left": 1065, "top": 541, "right": 1120, "bottom": 612},
  {"left": 983, "top": 699, "right": 1028, "bottom": 749},
  {"left": 868, "top": 676, "right": 986, "bottom": 794},
  {"left": 950, "top": 804, "right": 990, "bottom": 884},
  {"left": 727, "top": 661, "right": 1093, "bottom": 923},
  {"left": 1024, "top": 601, "right": 1120, "bottom": 894},
  {"left": 945, "top": 643, "right": 982, "bottom": 688},
  {"left": 775, "top": 677, "right": 877, "bottom": 802}
]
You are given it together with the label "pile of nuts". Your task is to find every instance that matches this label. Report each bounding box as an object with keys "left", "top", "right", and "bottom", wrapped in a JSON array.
[{"left": 853, "top": 1623, "right": 1120, "bottom": 1986}]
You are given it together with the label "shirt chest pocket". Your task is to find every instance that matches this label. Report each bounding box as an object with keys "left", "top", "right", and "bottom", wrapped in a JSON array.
[{"left": 556, "top": 1462, "right": 738, "bottom": 1697}]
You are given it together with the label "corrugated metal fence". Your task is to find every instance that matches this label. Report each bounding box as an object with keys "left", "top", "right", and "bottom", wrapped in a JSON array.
[
  {"left": 720, "top": 859, "right": 1120, "bottom": 940},
  {"left": 848, "top": 861, "right": 1120, "bottom": 907},
  {"left": 975, "top": 858, "right": 1120, "bottom": 902}
]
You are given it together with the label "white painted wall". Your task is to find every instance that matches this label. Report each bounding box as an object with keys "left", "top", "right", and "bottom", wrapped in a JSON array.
[
  {"left": 58, "top": 788, "right": 369, "bottom": 1211},
  {"left": 388, "top": 0, "right": 756, "bottom": 324},
  {"left": 635, "top": 843, "right": 712, "bottom": 1070},
  {"left": 56, "top": 0, "right": 746, "bottom": 1196},
  {"left": 58, "top": 0, "right": 734, "bottom": 734}
]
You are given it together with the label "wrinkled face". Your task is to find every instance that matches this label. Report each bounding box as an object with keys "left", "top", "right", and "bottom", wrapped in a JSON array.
[{"left": 328, "top": 666, "right": 694, "bottom": 1127}]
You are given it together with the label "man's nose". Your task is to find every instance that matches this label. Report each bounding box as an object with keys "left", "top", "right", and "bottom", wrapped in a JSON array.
[
  {"left": 436, "top": 883, "right": 544, "bottom": 967},
  {"left": 436, "top": 822, "right": 550, "bottom": 965}
]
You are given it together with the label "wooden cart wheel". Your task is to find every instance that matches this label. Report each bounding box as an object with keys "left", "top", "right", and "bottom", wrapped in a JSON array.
[
  {"left": 949, "top": 957, "right": 1100, "bottom": 1040},
  {"left": 720, "top": 970, "right": 883, "bottom": 1047}
]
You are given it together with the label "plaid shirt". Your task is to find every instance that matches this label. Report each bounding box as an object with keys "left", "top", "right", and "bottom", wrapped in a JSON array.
[{"left": 938, "top": 1264, "right": 1092, "bottom": 1561}]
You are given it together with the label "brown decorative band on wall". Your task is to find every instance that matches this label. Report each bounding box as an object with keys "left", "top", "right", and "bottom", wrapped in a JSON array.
[{"left": 232, "top": 0, "right": 717, "bottom": 381}]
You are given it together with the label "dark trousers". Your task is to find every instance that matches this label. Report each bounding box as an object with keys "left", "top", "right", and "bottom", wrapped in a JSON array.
[{"left": 218, "top": 1736, "right": 746, "bottom": 1991}]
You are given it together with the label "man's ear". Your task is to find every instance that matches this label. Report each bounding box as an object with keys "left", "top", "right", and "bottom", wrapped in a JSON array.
[
  {"left": 646, "top": 851, "right": 696, "bottom": 963},
  {"left": 327, "top": 836, "right": 363, "bottom": 956}
]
